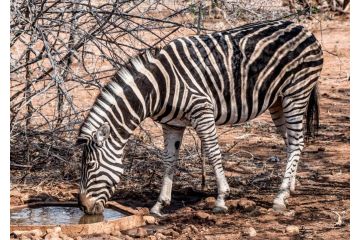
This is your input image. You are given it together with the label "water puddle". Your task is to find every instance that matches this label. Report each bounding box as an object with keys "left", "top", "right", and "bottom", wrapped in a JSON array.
[{"left": 11, "top": 206, "right": 126, "bottom": 225}]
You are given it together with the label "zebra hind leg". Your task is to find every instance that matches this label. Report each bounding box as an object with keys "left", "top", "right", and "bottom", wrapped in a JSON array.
[
  {"left": 269, "top": 98, "right": 296, "bottom": 193},
  {"left": 273, "top": 97, "right": 306, "bottom": 211},
  {"left": 191, "top": 108, "right": 230, "bottom": 213},
  {"left": 150, "top": 125, "right": 185, "bottom": 217}
]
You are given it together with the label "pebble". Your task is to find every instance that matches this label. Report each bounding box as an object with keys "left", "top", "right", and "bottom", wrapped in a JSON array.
[
  {"left": 46, "top": 226, "right": 61, "bottom": 234},
  {"left": 19, "top": 236, "right": 30, "bottom": 240},
  {"left": 111, "top": 230, "right": 122, "bottom": 237},
  {"left": 143, "top": 215, "right": 157, "bottom": 224},
  {"left": 243, "top": 227, "right": 257, "bottom": 237},
  {"left": 158, "top": 228, "right": 180, "bottom": 237},
  {"left": 195, "top": 210, "right": 211, "bottom": 220},
  {"left": 74, "top": 237, "right": 82, "bottom": 240},
  {"left": 124, "top": 227, "right": 148, "bottom": 238},
  {"left": 286, "top": 225, "right": 300, "bottom": 235},
  {"left": 205, "top": 197, "right": 216, "bottom": 208},
  {"left": 180, "top": 207, "right": 193, "bottom": 213},
  {"left": 29, "top": 229, "right": 44, "bottom": 237},
  {"left": 104, "top": 227, "right": 112, "bottom": 235},
  {"left": 44, "top": 232, "right": 60, "bottom": 240},
  {"left": 154, "top": 232, "right": 167, "bottom": 239},
  {"left": 283, "top": 210, "right": 296, "bottom": 217},
  {"left": 238, "top": 198, "right": 256, "bottom": 212}
]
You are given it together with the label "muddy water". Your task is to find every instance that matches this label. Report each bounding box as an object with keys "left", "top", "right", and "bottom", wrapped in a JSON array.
[{"left": 11, "top": 206, "right": 126, "bottom": 225}]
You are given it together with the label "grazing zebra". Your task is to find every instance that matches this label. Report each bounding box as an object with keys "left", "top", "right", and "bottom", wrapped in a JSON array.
[{"left": 77, "top": 20, "right": 323, "bottom": 216}]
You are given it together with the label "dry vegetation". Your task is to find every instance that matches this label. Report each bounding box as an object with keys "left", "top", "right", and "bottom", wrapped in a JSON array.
[{"left": 10, "top": 0, "right": 350, "bottom": 239}]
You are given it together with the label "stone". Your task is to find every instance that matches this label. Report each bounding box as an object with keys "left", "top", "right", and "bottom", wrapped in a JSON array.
[
  {"left": 104, "top": 227, "right": 112, "bottom": 235},
  {"left": 158, "top": 229, "right": 180, "bottom": 237},
  {"left": 243, "top": 227, "right": 257, "bottom": 237},
  {"left": 125, "top": 227, "right": 148, "bottom": 238},
  {"left": 74, "top": 237, "right": 82, "bottom": 240},
  {"left": 180, "top": 207, "right": 193, "bottom": 213},
  {"left": 19, "top": 236, "right": 31, "bottom": 240},
  {"left": 195, "top": 210, "right": 211, "bottom": 220},
  {"left": 44, "top": 232, "right": 60, "bottom": 240},
  {"left": 154, "top": 232, "right": 167, "bottom": 240},
  {"left": 283, "top": 210, "right": 296, "bottom": 217},
  {"left": 238, "top": 198, "right": 256, "bottom": 212},
  {"left": 205, "top": 197, "right": 216, "bottom": 208},
  {"left": 143, "top": 215, "right": 157, "bottom": 224},
  {"left": 111, "top": 230, "right": 122, "bottom": 237},
  {"left": 29, "top": 229, "right": 44, "bottom": 237},
  {"left": 226, "top": 200, "right": 239, "bottom": 210},
  {"left": 191, "top": 225, "right": 199, "bottom": 233},
  {"left": 46, "top": 226, "right": 61, "bottom": 234},
  {"left": 286, "top": 225, "right": 300, "bottom": 235},
  {"left": 12, "top": 231, "right": 29, "bottom": 238}
]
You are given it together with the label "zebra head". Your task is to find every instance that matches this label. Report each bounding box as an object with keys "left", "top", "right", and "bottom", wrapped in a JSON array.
[{"left": 77, "top": 122, "right": 124, "bottom": 215}]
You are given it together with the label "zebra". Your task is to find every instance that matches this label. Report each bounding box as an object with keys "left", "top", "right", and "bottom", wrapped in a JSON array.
[{"left": 77, "top": 19, "right": 323, "bottom": 216}]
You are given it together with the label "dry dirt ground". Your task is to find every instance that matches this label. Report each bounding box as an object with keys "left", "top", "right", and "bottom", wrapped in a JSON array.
[{"left": 10, "top": 15, "right": 350, "bottom": 239}]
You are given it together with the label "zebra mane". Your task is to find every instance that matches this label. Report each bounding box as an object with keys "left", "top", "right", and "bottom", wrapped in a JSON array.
[
  {"left": 116, "top": 47, "right": 160, "bottom": 80},
  {"left": 78, "top": 48, "right": 161, "bottom": 138}
]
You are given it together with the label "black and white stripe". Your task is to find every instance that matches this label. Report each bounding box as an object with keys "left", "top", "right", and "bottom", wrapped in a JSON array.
[{"left": 77, "top": 20, "right": 323, "bottom": 215}]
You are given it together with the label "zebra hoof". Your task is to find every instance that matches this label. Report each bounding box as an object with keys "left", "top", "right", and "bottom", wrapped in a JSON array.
[
  {"left": 212, "top": 205, "right": 228, "bottom": 213},
  {"left": 150, "top": 210, "right": 166, "bottom": 218}
]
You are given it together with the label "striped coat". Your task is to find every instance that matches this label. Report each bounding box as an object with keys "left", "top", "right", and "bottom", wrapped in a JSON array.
[{"left": 77, "top": 20, "right": 323, "bottom": 215}]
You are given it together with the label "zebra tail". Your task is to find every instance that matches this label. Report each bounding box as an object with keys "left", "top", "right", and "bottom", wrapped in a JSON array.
[{"left": 305, "top": 84, "right": 320, "bottom": 138}]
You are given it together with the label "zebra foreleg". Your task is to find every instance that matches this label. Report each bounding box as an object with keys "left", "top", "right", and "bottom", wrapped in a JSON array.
[
  {"left": 191, "top": 110, "right": 230, "bottom": 213},
  {"left": 273, "top": 100, "right": 305, "bottom": 211},
  {"left": 150, "top": 125, "right": 185, "bottom": 217}
]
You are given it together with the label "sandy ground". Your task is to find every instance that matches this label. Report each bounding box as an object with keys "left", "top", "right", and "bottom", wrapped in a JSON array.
[{"left": 10, "top": 14, "right": 350, "bottom": 240}]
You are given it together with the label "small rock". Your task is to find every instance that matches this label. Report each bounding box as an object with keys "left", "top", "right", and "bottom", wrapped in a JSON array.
[
  {"left": 286, "top": 225, "right": 300, "bottom": 235},
  {"left": 205, "top": 197, "right": 216, "bottom": 208},
  {"left": 283, "top": 210, "right": 296, "bottom": 217},
  {"left": 195, "top": 210, "right": 211, "bottom": 220},
  {"left": 111, "top": 230, "right": 122, "bottom": 237},
  {"left": 20, "top": 236, "right": 31, "bottom": 240},
  {"left": 124, "top": 236, "right": 134, "bottom": 240},
  {"left": 226, "top": 200, "right": 239, "bottom": 210},
  {"left": 143, "top": 215, "right": 157, "bottom": 224},
  {"left": 243, "top": 227, "right": 257, "bottom": 237},
  {"left": 29, "top": 229, "right": 44, "bottom": 237},
  {"left": 44, "top": 232, "right": 60, "bottom": 240},
  {"left": 257, "top": 207, "right": 268, "bottom": 215},
  {"left": 238, "top": 198, "right": 256, "bottom": 212},
  {"left": 104, "top": 227, "right": 112, "bottom": 235},
  {"left": 159, "top": 229, "right": 180, "bottom": 237},
  {"left": 268, "top": 156, "right": 280, "bottom": 163},
  {"left": 154, "top": 232, "right": 166, "bottom": 240},
  {"left": 12, "top": 231, "right": 29, "bottom": 238},
  {"left": 318, "top": 147, "right": 325, "bottom": 152},
  {"left": 180, "top": 207, "right": 193, "bottom": 213},
  {"left": 46, "top": 226, "right": 61, "bottom": 234},
  {"left": 125, "top": 227, "right": 148, "bottom": 238},
  {"left": 190, "top": 225, "right": 199, "bottom": 233},
  {"left": 74, "top": 237, "right": 82, "bottom": 240},
  {"left": 182, "top": 226, "right": 191, "bottom": 234}
]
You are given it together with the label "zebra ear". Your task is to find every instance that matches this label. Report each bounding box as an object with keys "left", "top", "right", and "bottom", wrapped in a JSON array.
[{"left": 94, "top": 122, "right": 110, "bottom": 145}]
